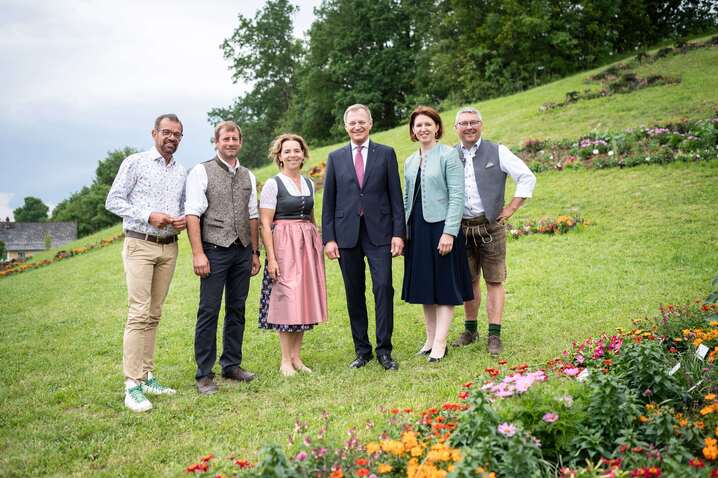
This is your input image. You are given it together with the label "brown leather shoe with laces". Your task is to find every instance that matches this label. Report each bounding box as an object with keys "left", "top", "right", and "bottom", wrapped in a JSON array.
[
  {"left": 452, "top": 330, "right": 478, "bottom": 347},
  {"left": 487, "top": 335, "right": 503, "bottom": 355},
  {"left": 196, "top": 376, "right": 219, "bottom": 395},
  {"left": 222, "top": 367, "right": 256, "bottom": 382}
]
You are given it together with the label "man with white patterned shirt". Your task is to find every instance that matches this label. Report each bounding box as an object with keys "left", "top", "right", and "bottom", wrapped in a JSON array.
[
  {"left": 450, "top": 107, "right": 536, "bottom": 355},
  {"left": 106, "top": 113, "right": 187, "bottom": 412}
]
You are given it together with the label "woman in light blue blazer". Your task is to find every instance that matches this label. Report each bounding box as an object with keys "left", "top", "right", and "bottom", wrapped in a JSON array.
[{"left": 401, "top": 106, "right": 473, "bottom": 362}]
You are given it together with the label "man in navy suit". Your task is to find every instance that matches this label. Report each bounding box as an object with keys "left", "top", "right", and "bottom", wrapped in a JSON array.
[{"left": 322, "top": 104, "right": 406, "bottom": 370}]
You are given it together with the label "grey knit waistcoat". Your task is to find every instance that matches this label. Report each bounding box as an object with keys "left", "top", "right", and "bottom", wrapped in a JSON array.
[
  {"left": 200, "top": 157, "right": 253, "bottom": 247},
  {"left": 456, "top": 140, "right": 506, "bottom": 223}
]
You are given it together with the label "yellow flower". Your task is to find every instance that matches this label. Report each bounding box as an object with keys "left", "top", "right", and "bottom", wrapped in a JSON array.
[
  {"left": 380, "top": 439, "right": 404, "bottom": 456},
  {"left": 639, "top": 415, "right": 649, "bottom": 423},
  {"left": 709, "top": 321, "right": 718, "bottom": 327},
  {"left": 451, "top": 449, "right": 462, "bottom": 462},
  {"left": 366, "top": 442, "right": 381, "bottom": 454},
  {"left": 377, "top": 463, "right": 393, "bottom": 474},
  {"left": 411, "top": 445, "right": 424, "bottom": 457}
]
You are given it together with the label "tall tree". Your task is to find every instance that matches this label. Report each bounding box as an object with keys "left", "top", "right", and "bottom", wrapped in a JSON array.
[
  {"left": 13, "top": 197, "right": 49, "bottom": 222},
  {"left": 209, "top": 0, "right": 303, "bottom": 167}
]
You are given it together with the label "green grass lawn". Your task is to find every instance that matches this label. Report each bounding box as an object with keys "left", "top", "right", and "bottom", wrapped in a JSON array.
[
  {"left": 1, "top": 160, "right": 716, "bottom": 476},
  {"left": 2, "top": 39, "right": 717, "bottom": 477}
]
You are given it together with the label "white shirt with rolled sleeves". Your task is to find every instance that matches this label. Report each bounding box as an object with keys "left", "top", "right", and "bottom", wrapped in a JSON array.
[
  {"left": 105, "top": 147, "right": 187, "bottom": 237},
  {"left": 184, "top": 156, "right": 259, "bottom": 219},
  {"left": 461, "top": 139, "right": 536, "bottom": 219}
]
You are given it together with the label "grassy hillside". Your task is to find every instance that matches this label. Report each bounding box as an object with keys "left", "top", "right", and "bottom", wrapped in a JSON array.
[{"left": 1, "top": 41, "right": 716, "bottom": 477}]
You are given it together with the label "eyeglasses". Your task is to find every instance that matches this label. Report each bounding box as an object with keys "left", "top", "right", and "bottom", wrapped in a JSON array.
[
  {"left": 158, "top": 129, "right": 183, "bottom": 139},
  {"left": 345, "top": 121, "right": 369, "bottom": 127},
  {"left": 456, "top": 120, "right": 482, "bottom": 128}
]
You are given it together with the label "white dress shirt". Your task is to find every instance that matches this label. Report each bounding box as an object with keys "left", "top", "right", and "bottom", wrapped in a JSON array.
[
  {"left": 184, "top": 156, "right": 258, "bottom": 219},
  {"left": 351, "top": 140, "right": 370, "bottom": 169},
  {"left": 462, "top": 139, "right": 536, "bottom": 219}
]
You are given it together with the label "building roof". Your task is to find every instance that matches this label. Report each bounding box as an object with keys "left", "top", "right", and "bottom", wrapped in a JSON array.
[{"left": 0, "top": 222, "right": 77, "bottom": 251}]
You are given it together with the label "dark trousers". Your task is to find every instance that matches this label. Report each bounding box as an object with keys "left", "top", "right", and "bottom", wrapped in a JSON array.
[
  {"left": 338, "top": 218, "right": 394, "bottom": 357},
  {"left": 195, "top": 242, "right": 251, "bottom": 379}
]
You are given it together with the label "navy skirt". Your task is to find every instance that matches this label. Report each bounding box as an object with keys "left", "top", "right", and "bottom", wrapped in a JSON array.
[{"left": 401, "top": 176, "right": 474, "bottom": 305}]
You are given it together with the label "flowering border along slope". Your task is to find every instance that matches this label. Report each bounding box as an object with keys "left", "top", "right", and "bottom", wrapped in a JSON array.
[{"left": 186, "top": 281, "right": 718, "bottom": 478}]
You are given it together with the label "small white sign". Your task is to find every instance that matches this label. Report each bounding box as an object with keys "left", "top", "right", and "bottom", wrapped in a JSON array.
[
  {"left": 577, "top": 368, "right": 591, "bottom": 382},
  {"left": 688, "top": 380, "right": 704, "bottom": 393},
  {"left": 669, "top": 362, "right": 681, "bottom": 376},
  {"left": 696, "top": 344, "right": 710, "bottom": 360}
]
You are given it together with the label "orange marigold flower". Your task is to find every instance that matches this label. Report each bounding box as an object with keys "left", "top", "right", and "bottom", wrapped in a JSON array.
[
  {"left": 366, "top": 442, "right": 381, "bottom": 454},
  {"left": 705, "top": 438, "right": 717, "bottom": 448},
  {"left": 703, "top": 446, "right": 718, "bottom": 461},
  {"left": 330, "top": 467, "right": 344, "bottom": 478},
  {"left": 705, "top": 393, "right": 717, "bottom": 401},
  {"left": 696, "top": 420, "right": 706, "bottom": 430},
  {"left": 639, "top": 415, "right": 649, "bottom": 423},
  {"left": 377, "top": 463, "right": 393, "bottom": 474}
]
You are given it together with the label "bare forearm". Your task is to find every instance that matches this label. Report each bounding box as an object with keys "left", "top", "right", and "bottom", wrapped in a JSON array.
[
  {"left": 250, "top": 218, "right": 259, "bottom": 252},
  {"left": 186, "top": 215, "right": 204, "bottom": 255}
]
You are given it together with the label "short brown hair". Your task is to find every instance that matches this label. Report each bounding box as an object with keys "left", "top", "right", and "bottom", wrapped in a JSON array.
[
  {"left": 268, "top": 133, "right": 310, "bottom": 169},
  {"left": 213, "top": 120, "right": 242, "bottom": 143},
  {"left": 409, "top": 106, "right": 443, "bottom": 142}
]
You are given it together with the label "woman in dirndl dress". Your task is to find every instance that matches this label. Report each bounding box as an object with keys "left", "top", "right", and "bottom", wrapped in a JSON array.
[{"left": 259, "top": 133, "right": 328, "bottom": 376}]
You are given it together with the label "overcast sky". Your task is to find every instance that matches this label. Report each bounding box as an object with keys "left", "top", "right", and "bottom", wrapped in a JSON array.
[{"left": 0, "top": 0, "right": 321, "bottom": 220}]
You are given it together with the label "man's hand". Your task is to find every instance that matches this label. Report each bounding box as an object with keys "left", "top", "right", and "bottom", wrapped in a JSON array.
[
  {"left": 324, "top": 240, "right": 340, "bottom": 260},
  {"left": 437, "top": 233, "right": 454, "bottom": 256},
  {"left": 149, "top": 212, "right": 172, "bottom": 229},
  {"left": 193, "top": 252, "right": 210, "bottom": 278},
  {"left": 390, "top": 236, "right": 404, "bottom": 257},
  {"left": 170, "top": 215, "right": 187, "bottom": 231},
  {"left": 251, "top": 255, "right": 261, "bottom": 276},
  {"left": 497, "top": 206, "right": 517, "bottom": 224}
]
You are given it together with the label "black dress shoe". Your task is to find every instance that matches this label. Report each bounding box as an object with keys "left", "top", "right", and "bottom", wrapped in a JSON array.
[
  {"left": 377, "top": 353, "right": 399, "bottom": 370},
  {"left": 428, "top": 346, "right": 448, "bottom": 363},
  {"left": 349, "top": 355, "right": 372, "bottom": 369}
]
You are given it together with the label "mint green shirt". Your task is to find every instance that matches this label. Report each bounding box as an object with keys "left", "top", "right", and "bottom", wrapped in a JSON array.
[{"left": 403, "top": 143, "right": 465, "bottom": 237}]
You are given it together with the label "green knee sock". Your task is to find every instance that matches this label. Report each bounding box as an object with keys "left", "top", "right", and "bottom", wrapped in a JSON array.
[
  {"left": 488, "top": 324, "right": 501, "bottom": 337},
  {"left": 465, "top": 320, "right": 478, "bottom": 333}
]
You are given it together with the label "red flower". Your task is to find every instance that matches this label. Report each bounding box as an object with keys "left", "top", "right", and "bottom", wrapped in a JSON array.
[
  {"left": 404, "top": 407, "right": 413, "bottom": 413},
  {"left": 355, "top": 458, "right": 368, "bottom": 466},
  {"left": 186, "top": 462, "right": 209, "bottom": 473},
  {"left": 390, "top": 408, "right": 400, "bottom": 415},
  {"left": 462, "top": 381, "right": 473, "bottom": 388},
  {"left": 356, "top": 467, "right": 370, "bottom": 477},
  {"left": 234, "top": 459, "right": 252, "bottom": 468},
  {"left": 688, "top": 458, "right": 705, "bottom": 468},
  {"left": 498, "top": 359, "right": 508, "bottom": 365},
  {"left": 484, "top": 368, "right": 500, "bottom": 377},
  {"left": 201, "top": 454, "right": 214, "bottom": 462},
  {"left": 458, "top": 391, "right": 469, "bottom": 400}
]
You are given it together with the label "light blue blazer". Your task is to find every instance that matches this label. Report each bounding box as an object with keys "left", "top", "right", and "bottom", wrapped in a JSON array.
[{"left": 403, "top": 143, "right": 465, "bottom": 237}]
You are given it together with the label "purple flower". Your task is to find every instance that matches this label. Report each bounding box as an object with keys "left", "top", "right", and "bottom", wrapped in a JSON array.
[
  {"left": 542, "top": 412, "right": 559, "bottom": 423},
  {"left": 294, "top": 451, "right": 308, "bottom": 462},
  {"left": 575, "top": 354, "right": 585, "bottom": 364},
  {"left": 497, "top": 422, "right": 517, "bottom": 437}
]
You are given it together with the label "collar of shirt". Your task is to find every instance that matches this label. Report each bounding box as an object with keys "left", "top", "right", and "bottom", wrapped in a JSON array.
[
  {"left": 460, "top": 139, "right": 481, "bottom": 159},
  {"left": 351, "top": 140, "right": 369, "bottom": 154},
  {"left": 151, "top": 146, "right": 175, "bottom": 167},
  {"left": 216, "top": 154, "right": 241, "bottom": 173}
]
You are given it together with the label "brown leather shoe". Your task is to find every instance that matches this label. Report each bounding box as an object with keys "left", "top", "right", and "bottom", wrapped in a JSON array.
[
  {"left": 196, "top": 376, "right": 218, "bottom": 395},
  {"left": 487, "top": 335, "right": 503, "bottom": 355},
  {"left": 452, "top": 330, "right": 478, "bottom": 347},
  {"left": 222, "top": 367, "right": 256, "bottom": 382}
]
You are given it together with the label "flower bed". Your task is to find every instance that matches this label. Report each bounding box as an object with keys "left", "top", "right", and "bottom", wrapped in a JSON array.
[
  {"left": 185, "top": 279, "right": 718, "bottom": 477},
  {"left": 0, "top": 233, "right": 124, "bottom": 278},
  {"left": 507, "top": 215, "right": 589, "bottom": 240},
  {"left": 518, "top": 113, "right": 718, "bottom": 173}
]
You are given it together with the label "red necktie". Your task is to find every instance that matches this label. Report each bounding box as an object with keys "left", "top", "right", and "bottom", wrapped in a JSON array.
[{"left": 354, "top": 145, "right": 364, "bottom": 187}]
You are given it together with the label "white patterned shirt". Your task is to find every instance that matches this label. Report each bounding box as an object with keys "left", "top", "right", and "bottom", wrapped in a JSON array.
[{"left": 105, "top": 147, "right": 187, "bottom": 237}]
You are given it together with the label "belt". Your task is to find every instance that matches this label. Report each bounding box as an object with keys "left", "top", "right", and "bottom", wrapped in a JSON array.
[
  {"left": 462, "top": 214, "right": 489, "bottom": 225},
  {"left": 125, "top": 230, "right": 178, "bottom": 244}
]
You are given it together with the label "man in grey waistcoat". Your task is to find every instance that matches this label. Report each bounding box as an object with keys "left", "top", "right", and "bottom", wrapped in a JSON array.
[
  {"left": 185, "top": 120, "right": 261, "bottom": 394},
  {"left": 451, "top": 107, "right": 536, "bottom": 355}
]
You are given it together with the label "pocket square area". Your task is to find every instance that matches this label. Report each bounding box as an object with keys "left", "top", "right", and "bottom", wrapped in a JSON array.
[{"left": 485, "top": 162, "right": 495, "bottom": 168}]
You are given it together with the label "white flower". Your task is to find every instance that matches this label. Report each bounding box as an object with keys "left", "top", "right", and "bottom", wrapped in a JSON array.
[
  {"left": 608, "top": 150, "right": 614, "bottom": 156},
  {"left": 592, "top": 149, "right": 599, "bottom": 155}
]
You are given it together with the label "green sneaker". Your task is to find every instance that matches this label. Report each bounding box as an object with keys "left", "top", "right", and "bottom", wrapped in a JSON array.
[
  {"left": 125, "top": 384, "right": 152, "bottom": 413},
  {"left": 141, "top": 372, "right": 176, "bottom": 395}
]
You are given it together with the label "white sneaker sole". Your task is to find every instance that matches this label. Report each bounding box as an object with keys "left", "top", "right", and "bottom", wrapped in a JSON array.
[{"left": 125, "top": 397, "right": 153, "bottom": 413}]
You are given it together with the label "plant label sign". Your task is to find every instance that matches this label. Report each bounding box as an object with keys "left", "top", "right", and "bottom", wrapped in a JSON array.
[
  {"left": 669, "top": 362, "right": 681, "bottom": 376},
  {"left": 696, "top": 344, "right": 710, "bottom": 361}
]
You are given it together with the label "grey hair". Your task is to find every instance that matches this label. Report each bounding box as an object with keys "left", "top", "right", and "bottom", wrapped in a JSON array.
[
  {"left": 343, "top": 104, "right": 373, "bottom": 124},
  {"left": 455, "top": 107, "right": 482, "bottom": 125}
]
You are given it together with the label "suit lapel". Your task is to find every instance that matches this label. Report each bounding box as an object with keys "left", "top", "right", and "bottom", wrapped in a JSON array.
[
  {"left": 360, "top": 140, "right": 378, "bottom": 189},
  {"left": 342, "top": 144, "right": 359, "bottom": 189}
]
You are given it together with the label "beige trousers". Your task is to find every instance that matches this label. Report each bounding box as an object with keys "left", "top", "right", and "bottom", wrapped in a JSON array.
[{"left": 121, "top": 237, "right": 178, "bottom": 381}]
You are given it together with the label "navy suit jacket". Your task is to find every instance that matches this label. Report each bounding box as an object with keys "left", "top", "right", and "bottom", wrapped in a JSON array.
[{"left": 322, "top": 141, "right": 406, "bottom": 248}]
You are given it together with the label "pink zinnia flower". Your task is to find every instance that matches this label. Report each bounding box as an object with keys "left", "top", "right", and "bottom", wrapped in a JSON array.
[
  {"left": 543, "top": 412, "right": 559, "bottom": 423},
  {"left": 563, "top": 367, "right": 580, "bottom": 376},
  {"left": 497, "top": 422, "right": 517, "bottom": 437},
  {"left": 294, "top": 451, "right": 308, "bottom": 461}
]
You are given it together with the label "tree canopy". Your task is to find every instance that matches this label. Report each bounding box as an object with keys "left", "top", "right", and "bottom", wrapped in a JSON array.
[{"left": 13, "top": 197, "right": 49, "bottom": 222}]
